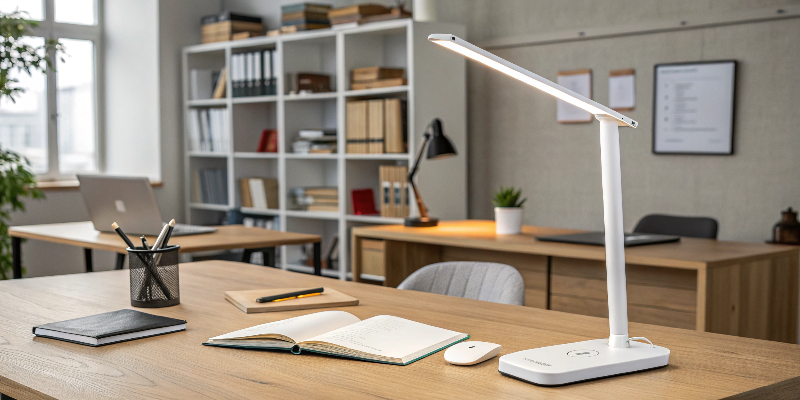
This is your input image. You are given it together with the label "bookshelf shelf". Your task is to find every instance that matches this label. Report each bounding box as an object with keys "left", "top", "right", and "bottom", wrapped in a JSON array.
[
  {"left": 183, "top": 19, "right": 467, "bottom": 282},
  {"left": 188, "top": 98, "right": 227, "bottom": 107},
  {"left": 284, "top": 92, "right": 338, "bottom": 102},
  {"left": 232, "top": 95, "right": 278, "bottom": 104},
  {"left": 285, "top": 153, "right": 338, "bottom": 159},
  {"left": 189, "top": 151, "right": 228, "bottom": 158},
  {"left": 189, "top": 203, "right": 230, "bottom": 211},
  {"left": 234, "top": 152, "right": 278, "bottom": 159},
  {"left": 343, "top": 85, "right": 408, "bottom": 98},
  {"left": 285, "top": 210, "right": 341, "bottom": 220}
]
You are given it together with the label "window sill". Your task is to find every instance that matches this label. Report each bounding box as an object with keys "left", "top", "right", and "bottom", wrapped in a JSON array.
[{"left": 34, "top": 180, "right": 164, "bottom": 191}]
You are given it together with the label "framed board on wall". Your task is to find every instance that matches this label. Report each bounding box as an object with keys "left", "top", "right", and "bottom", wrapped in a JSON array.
[{"left": 653, "top": 60, "right": 736, "bottom": 155}]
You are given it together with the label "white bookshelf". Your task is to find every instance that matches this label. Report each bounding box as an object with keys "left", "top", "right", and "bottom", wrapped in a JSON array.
[{"left": 182, "top": 19, "right": 467, "bottom": 280}]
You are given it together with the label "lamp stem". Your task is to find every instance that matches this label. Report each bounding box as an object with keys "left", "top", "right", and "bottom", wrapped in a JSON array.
[
  {"left": 598, "top": 115, "right": 629, "bottom": 348},
  {"left": 408, "top": 132, "right": 431, "bottom": 218}
]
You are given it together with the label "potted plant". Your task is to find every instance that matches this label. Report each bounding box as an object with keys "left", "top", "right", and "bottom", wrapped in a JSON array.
[
  {"left": 0, "top": 10, "right": 61, "bottom": 279},
  {"left": 492, "top": 187, "right": 526, "bottom": 235}
]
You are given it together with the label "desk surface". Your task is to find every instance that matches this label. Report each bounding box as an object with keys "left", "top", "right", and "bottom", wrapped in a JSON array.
[
  {"left": 352, "top": 220, "right": 797, "bottom": 269},
  {"left": 9, "top": 221, "right": 320, "bottom": 254},
  {"left": 1, "top": 261, "right": 799, "bottom": 399}
]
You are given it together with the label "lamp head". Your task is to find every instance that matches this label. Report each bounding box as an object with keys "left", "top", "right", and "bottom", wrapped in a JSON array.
[
  {"left": 428, "top": 34, "right": 638, "bottom": 129},
  {"left": 426, "top": 118, "right": 457, "bottom": 159}
]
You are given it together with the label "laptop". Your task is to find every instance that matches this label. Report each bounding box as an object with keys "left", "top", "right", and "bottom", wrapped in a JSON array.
[
  {"left": 78, "top": 175, "right": 216, "bottom": 236},
  {"left": 536, "top": 231, "right": 680, "bottom": 247}
]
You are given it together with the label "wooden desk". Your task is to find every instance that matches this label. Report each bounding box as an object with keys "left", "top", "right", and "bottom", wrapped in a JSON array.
[
  {"left": 0, "top": 262, "right": 799, "bottom": 399},
  {"left": 9, "top": 221, "right": 322, "bottom": 278},
  {"left": 351, "top": 220, "right": 799, "bottom": 343}
]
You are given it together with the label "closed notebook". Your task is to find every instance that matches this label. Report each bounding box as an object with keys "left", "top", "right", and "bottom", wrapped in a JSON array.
[
  {"left": 204, "top": 310, "right": 468, "bottom": 365},
  {"left": 33, "top": 309, "right": 186, "bottom": 347}
]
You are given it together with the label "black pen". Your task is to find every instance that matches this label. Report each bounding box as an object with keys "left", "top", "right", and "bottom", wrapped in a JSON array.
[
  {"left": 256, "top": 287, "right": 324, "bottom": 303},
  {"left": 161, "top": 219, "right": 176, "bottom": 248},
  {"left": 141, "top": 236, "right": 150, "bottom": 250},
  {"left": 111, "top": 222, "right": 136, "bottom": 249}
]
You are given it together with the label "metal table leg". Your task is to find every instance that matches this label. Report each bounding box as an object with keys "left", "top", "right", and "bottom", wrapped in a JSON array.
[
  {"left": 313, "top": 242, "right": 321, "bottom": 276},
  {"left": 12, "top": 236, "right": 22, "bottom": 279},
  {"left": 84, "top": 248, "right": 93, "bottom": 273},
  {"left": 264, "top": 247, "right": 276, "bottom": 268},
  {"left": 115, "top": 253, "right": 126, "bottom": 270}
]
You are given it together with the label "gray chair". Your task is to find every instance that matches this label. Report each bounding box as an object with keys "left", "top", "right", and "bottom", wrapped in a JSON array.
[
  {"left": 633, "top": 214, "right": 718, "bottom": 239},
  {"left": 397, "top": 262, "right": 525, "bottom": 306}
]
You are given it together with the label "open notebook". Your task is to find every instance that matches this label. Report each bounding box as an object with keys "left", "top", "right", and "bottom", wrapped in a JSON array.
[{"left": 204, "top": 311, "right": 469, "bottom": 365}]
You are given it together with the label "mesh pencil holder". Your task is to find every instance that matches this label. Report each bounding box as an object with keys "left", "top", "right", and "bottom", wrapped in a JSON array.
[{"left": 127, "top": 245, "right": 181, "bottom": 308}]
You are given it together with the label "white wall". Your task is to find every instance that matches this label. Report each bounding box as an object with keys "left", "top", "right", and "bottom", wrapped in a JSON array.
[{"left": 9, "top": 0, "right": 218, "bottom": 278}]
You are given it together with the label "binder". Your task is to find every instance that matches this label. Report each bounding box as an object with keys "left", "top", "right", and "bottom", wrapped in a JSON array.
[
  {"left": 346, "top": 101, "right": 357, "bottom": 153},
  {"left": 254, "top": 51, "right": 263, "bottom": 96},
  {"left": 246, "top": 52, "right": 255, "bottom": 96},
  {"left": 398, "top": 165, "right": 409, "bottom": 217},
  {"left": 380, "top": 166, "right": 392, "bottom": 217},
  {"left": 367, "top": 99, "right": 384, "bottom": 153},
  {"left": 392, "top": 166, "right": 402, "bottom": 218},
  {"left": 384, "top": 99, "right": 405, "bottom": 153}
]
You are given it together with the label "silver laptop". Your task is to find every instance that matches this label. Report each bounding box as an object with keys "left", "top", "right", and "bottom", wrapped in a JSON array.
[{"left": 78, "top": 175, "right": 216, "bottom": 236}]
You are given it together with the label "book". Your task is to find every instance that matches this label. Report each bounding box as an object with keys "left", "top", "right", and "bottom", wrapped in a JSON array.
[
  {"left": 212, "top": 67, "right": 227, "bottom": 98},
  {"left": 281, "top": 3, "right": 332, "bottom": 15},
  {"left": 305, "top": 187, "right": 337, "bottom": 197},
  {"left": 245, "top": 178, "right": 279, "bottom": 209},
  {"left": 297, "top": 73, "right": 331, "bottom": 92},
  {"left": 328, "top": 4, "right": 390, "bottom": 19},
  {"left": 352, "top": 67, "right": 404, "bottom": 82},
  {"left": 239, "top": 179, "right": 253, "bottom": 207},
  {"left": 225, "top": 288, "right": 358, "bottom": 314},
  {"left": 257, "top": 129, "right": 278, "bottom": 152},
  {"left": 282, "top": 18, "right": 331, "bottom": 27},
  {"left": 367, "top": 99, "right": 385, "bottom": 153},
  {"left": 280, "top": 23, "right": 330, "bottom": 34},
  {"left": 204, "top": 311, "right": 468, "bottom": 365},
  {"left": 384, "top": 98, "right": 407, "bottom": 153},
  {"left": 351, "top": 78, "right": 407, "bottom": 90},
  {"left": 281, "top": 11, "right": 330, "bottom": 21},
  {"left": 298, "top": 129, "right": 335, "bottom": 138},
  {"left": 307, "top": 204, "right": 340, "bottom": 212},
  {"left": 33, "top": 309, "right": 186, "bottom": 347},
  {"left": 202, "top": 12, "right": 263, "bottom": 25}
]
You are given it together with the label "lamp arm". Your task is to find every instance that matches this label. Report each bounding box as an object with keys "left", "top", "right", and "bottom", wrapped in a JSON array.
[{"left": 408, "top": 131, "right": 432, "bottom": 218}]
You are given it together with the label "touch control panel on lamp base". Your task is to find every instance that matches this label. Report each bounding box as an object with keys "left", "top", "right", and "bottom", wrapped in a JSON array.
[{"left": 428, "top": 33, "right": 669, "bottom": 386}]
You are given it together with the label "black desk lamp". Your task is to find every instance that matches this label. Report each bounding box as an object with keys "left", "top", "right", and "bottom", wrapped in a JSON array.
[{"left": 405, "top": 118, "right": 457, "bottom": 227}]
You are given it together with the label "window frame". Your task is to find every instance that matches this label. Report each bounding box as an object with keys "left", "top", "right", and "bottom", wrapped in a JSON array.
[{"left": 25, "top": 0, "right": 104, "bottom": 180}]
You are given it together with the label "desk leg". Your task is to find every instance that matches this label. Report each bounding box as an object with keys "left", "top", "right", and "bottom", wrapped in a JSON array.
[
  {"left": 84, "top": 248, "right": 93, "bottom": 273},
  {"left": 265, "top": 247, "right": 276, "bottom": 268},
  {"left": 115, "top": 253, "right": 126, "bottom": 270},
  {"left": 241, "top": 249, "right": 254, "bottom": 264},
  {"left": 313, "top": 242, "right": 321, "bottom": 276},
  {"left": 12, "top": 236, "right": 22, "bottom": 279}
]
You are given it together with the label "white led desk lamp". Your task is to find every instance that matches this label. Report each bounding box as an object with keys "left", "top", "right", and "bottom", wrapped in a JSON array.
[{"left": 428, "top": 34, "right": 669, "bottom": 386}]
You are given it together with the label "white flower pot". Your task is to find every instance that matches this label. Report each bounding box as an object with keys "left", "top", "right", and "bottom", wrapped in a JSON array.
[{"left": 495, "top": 207, "right": 523, "bottom": 235}]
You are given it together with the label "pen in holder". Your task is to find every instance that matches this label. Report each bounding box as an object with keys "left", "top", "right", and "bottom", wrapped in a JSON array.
[{"left": 127, "top": 245, "right": 180, "bottom": 308}]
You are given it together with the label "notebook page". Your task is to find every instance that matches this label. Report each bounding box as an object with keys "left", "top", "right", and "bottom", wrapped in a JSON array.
[
  {"left": 209, "top": 311, "right": 360, "bottom": 343},
  {"left": 303, "top": 315, "right": 464, "bottom": 359}
]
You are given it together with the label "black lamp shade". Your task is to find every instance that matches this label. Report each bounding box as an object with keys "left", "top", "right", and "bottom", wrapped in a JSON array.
[{"left": 426, "top": 118, "right": 457, "bottom": 159}]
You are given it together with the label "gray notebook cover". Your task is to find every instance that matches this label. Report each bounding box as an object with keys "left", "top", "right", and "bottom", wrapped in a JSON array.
[{"left": 33, "top": 309, "right": 186, "bottom": 345}]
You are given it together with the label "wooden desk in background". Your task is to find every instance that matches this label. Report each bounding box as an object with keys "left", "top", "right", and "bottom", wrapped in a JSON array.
[
  {"left": 352, "top": 220, "right": 799, "bottom": 343},
  {"left": 9, "top": 221, "right": 322, "bottom": 278},
  {"left": 1, "top": 261, "right": 799, "bottom": 399}
]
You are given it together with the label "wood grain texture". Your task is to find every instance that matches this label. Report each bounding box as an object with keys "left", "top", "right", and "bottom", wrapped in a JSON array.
[
  {"left": 8, "top": 221, "right": 320, "bottom": 254},
  {"left": 352, "top": 220, "right": 799, "bottom": 269},
  {"left": 1, "top": 261, "right": 799, "bottom": 399}
]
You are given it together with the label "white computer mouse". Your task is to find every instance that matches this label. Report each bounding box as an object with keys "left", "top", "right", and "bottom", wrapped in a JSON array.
[{"left": 444, "top": 341, "right": 502, "bottom": 365}]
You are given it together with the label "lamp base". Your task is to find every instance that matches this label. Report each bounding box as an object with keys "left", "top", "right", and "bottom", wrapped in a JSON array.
[
  {"left": 498, "top": 339, "right": 669, "bottom": 386},
  {"left": 404, "top": 217, "right": 439, "bottom": 227}
]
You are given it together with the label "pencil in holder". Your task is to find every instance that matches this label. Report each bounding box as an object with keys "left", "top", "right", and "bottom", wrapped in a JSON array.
[{"left": 127, "top": 245, "right": 181, "bottom": 308}]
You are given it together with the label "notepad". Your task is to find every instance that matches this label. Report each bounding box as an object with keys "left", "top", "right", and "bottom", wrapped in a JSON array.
[{"left": 203, "top": 311, "right": 468, "bottom": 365}]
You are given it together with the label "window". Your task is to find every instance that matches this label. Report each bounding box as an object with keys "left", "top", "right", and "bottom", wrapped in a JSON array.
[{"left": 0, "top": 0, "right": 101, "bottom": 179}]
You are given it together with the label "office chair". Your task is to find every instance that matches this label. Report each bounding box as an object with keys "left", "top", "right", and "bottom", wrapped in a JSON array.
[
  {"left": 397, "top": 261, "right": 525, "bottom": 306},
  {"left": 633, "top": 214, "right": 719, "bottom": 239}
]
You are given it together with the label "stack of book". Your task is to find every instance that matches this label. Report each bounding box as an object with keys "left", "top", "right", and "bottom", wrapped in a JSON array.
[
  {"left": 289, "top": 187, "right": 339, "bottom": 212},
  {"left": 193, "top": 168, "right": 229, "bottom": 205},
  {"left": 239, "top": 178, "right": 279, "bottom": 210},
  {"left": 242, "top": 216, "right": 279, "bottom": 231},
  {"left": 201, "top": 12, "right": 264, "bottom": 43},
  {"left": 292, "top": 129, "right": 337, "bottom": 154},
  {"left": 189, "top": 68, "right": 226, "bottom": 100},
  {"left": 351, "top": 66, "right": 406, "bottom": 90},
  {"left": 280, "top": 3, "right": 331, "bottom": 34},
  {"left": 231, "top": 50, "right": 276, "bottom": 97},
  {"left": 346, "top": 98, "right": 406, "bottom": 154},
  {"left": 379, "top": 165, "right": 409, "bottom": 218},
  {"left": 188, "top": 108, "right": 229, "bottom": 153},
  {"left": 328, "top": 4, "right": 391, "bottom": 29}
]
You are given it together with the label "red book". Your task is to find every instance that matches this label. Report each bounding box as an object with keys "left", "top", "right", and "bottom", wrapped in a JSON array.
[
  {"left": 257, "top": 129, "right": 278, "bottom": 152},
  {"left": 351, "top": 188, "right": 379, "bottom": 215}
]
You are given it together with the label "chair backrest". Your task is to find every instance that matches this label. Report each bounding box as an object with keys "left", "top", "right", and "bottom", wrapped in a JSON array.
[
  {"left": 633, "top": 214, "right": 719, "bottom": 239},
  {"left": 396, "top": 262, "right": 525, "bottom": 306}
]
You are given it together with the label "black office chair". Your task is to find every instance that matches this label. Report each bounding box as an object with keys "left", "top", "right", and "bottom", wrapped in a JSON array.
[{"left": 633, "top": 214, "right": 719, "bottom": 239}]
